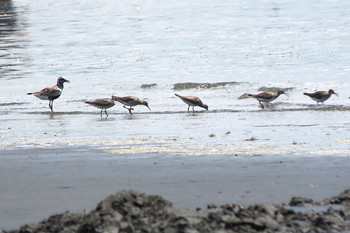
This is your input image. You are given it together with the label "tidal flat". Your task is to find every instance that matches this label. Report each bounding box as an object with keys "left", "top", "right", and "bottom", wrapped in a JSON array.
[{"left": 1, "top": 0, "right": 350, "bottom": 231}]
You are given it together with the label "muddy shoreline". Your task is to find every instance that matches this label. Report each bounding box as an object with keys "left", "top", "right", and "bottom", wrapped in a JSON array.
[
  {"left": 2, "top": 189, "right": 350, "bottom": 233},
  {"left": 1, "top": 148, "right": 350, "bottom": 231}
]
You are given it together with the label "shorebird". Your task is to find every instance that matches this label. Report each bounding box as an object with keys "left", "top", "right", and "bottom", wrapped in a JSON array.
[
  {"left": 85, "top": 97, "right": 115, "bottom": 117},
  {"left": 112, "top": 96, "right": 151, "bottom": 115},
  {"left": 175, "top": 93, "right": 208, "bottom": 112},
  {"left": 303, "top": 89, "right": 338, "bottom": 105},
  {"left": 247, "top": 90, "right": 288, "bottom": 109},
  {"left": 27, "top": 76, "right": 70, "bottom": 112}
]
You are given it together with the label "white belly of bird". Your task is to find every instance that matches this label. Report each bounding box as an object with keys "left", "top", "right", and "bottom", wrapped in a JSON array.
[
  {"left": 182, "top": 99, "right": 195, "bottom": 106},
  {"left": 35, "top": 93, "right": 61, "bottom": 100},
  {"left": 312, "top": 96, "right": 329, "bottom": 103},
  {"left": 91, "top": 103, "right": 114, "bottom": 109},
  {"left": 35, "top": 94, "right": 50, "bottom": 100}
]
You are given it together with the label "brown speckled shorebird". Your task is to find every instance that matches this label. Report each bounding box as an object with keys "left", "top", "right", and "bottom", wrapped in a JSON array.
[
  {"left": 27, "top": 76, "right": 70, "bottom": 112},
  {"left": 175, "top": 93, "right": 208, "bottom": 112},
  {"left": 303, "top": 89, "right": 338, "bottom": 105},
  {"left": 112, "top": 96, "right": 151, "bottom": 115},
  {"left": 247, "top": 90, "right": 288, "bottom": 109},
  {"left": 85, "top": 96, "right": 115, "bottom": 117}
]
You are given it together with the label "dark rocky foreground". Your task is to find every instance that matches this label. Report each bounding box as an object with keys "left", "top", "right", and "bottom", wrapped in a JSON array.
[{"left": 2, "top": 189, "right": 350, "bottom": 233}]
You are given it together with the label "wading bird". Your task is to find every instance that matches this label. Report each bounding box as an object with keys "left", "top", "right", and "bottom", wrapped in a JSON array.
[
  {"left": 175, "top": 93, "right": 208, "bottom": 112},
  {"left": 247, "top": 90, "right": 288, "bottom": 109},
  {"left": 303, "top": 89, "right": 338, "bottom": 105},
  {"left": 85, "top": 97, "right": 115, "bottom": 117},
  {"left": 27, "top": 76, "right": 70, "bottom": 112},
  {"left": 112, "top": 96, "right": 151, "bottom": 115}
]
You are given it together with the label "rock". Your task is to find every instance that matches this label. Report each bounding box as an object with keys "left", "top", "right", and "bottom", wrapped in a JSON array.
[
  {"left": 3, "top": 189, "right": 350, "bottom": 233},
  {"left": 15, "top": 212, "right": 84, "bottom": 233},
  {"left": 318, "top": 189, "right": 350, "bottom": 205},
  {"left": 76, "top": 223, "right": 96, "bottom": 233},
  {"left": 289, "top": 197, "right": 314, "bottom": 206}
]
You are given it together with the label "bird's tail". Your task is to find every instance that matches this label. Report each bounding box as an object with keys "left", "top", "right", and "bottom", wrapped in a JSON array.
[
  {"left": 247, "top": 94, "right": 253, "bottom": 97},
  {"left": 27, "top": 93, "right": 33, "bottom": 95},
  {"left": 175, "top": 93, "right": 181, "bottom": 97},
  {"left": 303, "top": 93, "right": 310, "bottom": 96}
]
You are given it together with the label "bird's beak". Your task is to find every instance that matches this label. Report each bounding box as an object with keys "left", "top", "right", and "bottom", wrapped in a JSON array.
[
  {"left": 147, "top": 106, "right": 151, "bottom": 111},
  {"left": 65, "top": 80, "right": 70, "bottom": 83},
  {"left": 284, "top": 93, "right": 289, "bottom": 97},
  {"left": 335, "top": 93, "right": 339, "bottom": 97}
]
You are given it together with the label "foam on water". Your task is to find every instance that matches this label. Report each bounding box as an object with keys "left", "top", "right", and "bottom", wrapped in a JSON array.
[
  {"left": 1, "top": 132, "right": 350, "bottom": 157},
  {"left": 173, "top": 82, "right": 240, "bottom": 90}
]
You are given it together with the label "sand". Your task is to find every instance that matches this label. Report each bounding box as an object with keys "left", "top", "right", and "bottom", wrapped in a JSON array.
[{"left": 1, "top": 147, "right": 350, "bottom": 231}]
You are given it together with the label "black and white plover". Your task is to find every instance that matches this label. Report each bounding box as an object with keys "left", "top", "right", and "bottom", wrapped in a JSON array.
[{"left": 27, "top": 76, "right": 70, "bottom": 112}]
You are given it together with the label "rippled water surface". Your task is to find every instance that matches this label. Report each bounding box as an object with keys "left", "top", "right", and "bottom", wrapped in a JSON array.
[{"left": 0, "top": 0, "right": 350, "bottom": 155}]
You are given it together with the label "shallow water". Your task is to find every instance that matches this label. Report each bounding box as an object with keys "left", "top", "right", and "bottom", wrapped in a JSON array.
[{"left": 0, "top": 0, "right": 350, "bottom": 155}]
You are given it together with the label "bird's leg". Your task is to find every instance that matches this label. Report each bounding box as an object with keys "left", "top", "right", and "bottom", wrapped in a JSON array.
[
  {"left": 100, "top": 109, "right": 103, "bottom": 117},
  {"left": 105, "top": 109, "right": 108, "bottom": 117},
  {"left": 187, "top": 106, "right": 190, "bottom": 112},
  {"left": 123, "top": 106, "right": 133, "bottom": 115},
  {"left": 123, "top": 105, "right": 134, "bottom": 110},
  {"left": 259, "top": 101, "right": 264, "bottom": 109},
  {"left": 49, "top": 100, "right": 53, "bottom": 112},
  {"left": 266, "top": 102, "right": 269, "bottom": 108},
  {"left": 192, "top": 106, "right": 195, "bottom": 112}
]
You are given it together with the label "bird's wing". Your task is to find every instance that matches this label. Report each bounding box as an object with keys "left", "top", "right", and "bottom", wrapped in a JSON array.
[
  {"left": 86, "top": 99, "right": 113, "bottom": 106},
  {"left": 253, "top": 92, "right": 274, "bottom": 99},
  {"left": 39, "top": 86, "right": 62, "bottom": 97},
  {"left": 115, "top": 96, "right": 139, "bottom": 103},
  {"left": 304, "top": 91, "right": 326, "bottom": 99},
  {"left": 176, "top": 94, "right": 202, "bottom": 105},
  {"left": 184, "top": 96, "right": 202, "bottom": 105}
]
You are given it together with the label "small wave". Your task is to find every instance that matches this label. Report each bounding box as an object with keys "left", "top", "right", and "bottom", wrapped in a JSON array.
[
  {"left": 306, "top": 105, "right": 350, "bottom": 111},
  {"left": 257, "top": 86, "right": 294, "bottom": 92},
  {"left": 173, "top": 81, "right": 239, "bottom": 90},
  {"left": 254, "top": 124, "right": 319, "bottom": 128},
  {"left": 140, "top": 83, "right": 158, "bottom": 89},
  {"left": 25, "top": 111, "right": 89, "bottom": 115},
  {"left": 0, "top": 102, "right": 27, "bottom": 106},
  {"left": 254, "top": 105, "right": 350, "bottom": 112}
]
